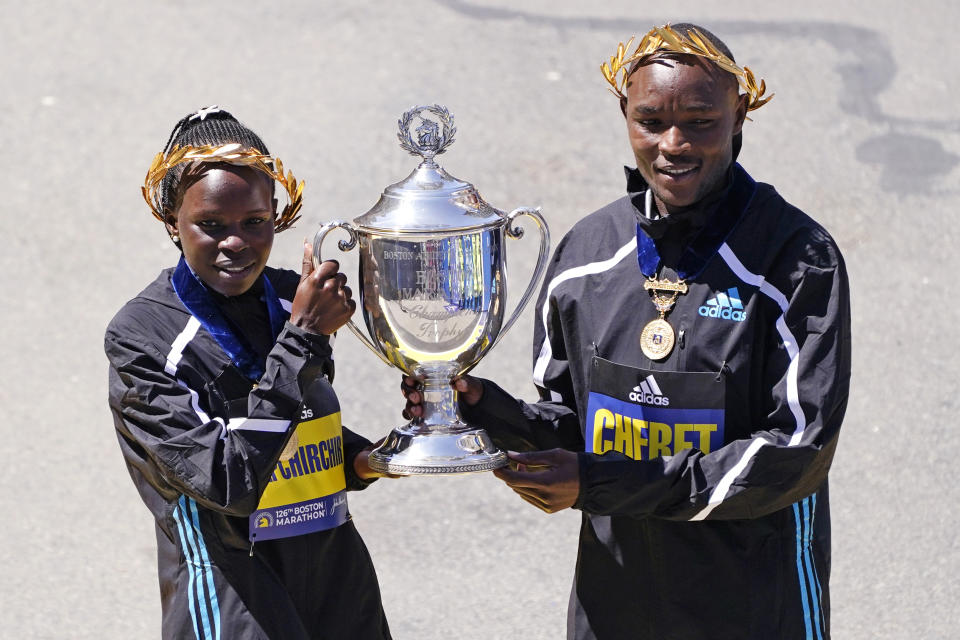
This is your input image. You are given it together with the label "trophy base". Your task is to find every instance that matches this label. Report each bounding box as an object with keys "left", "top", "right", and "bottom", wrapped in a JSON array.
[{"left": 368, "top": 423, "right": 507, "bottom": 475}]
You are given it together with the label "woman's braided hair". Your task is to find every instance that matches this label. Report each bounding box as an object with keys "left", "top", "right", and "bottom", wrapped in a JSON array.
[{"left": 159, "top": 106, "right": 272, "bottom": 215}]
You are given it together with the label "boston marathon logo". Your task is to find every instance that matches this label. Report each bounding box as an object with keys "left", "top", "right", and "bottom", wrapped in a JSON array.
[
  {"left": 253, "top": 511, "right": 275, "bottom": 529},
  {"left": 628, "top": 375, "right": 669, "bottom": 406},
  {"left": 699, "top": 287, "right": 746, "bottom": 322}
]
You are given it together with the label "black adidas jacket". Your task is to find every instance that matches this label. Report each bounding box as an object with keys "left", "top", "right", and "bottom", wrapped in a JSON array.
[
  {"left": 463, "top": 164, "right": 850, "bottom": 639},
  {"left": 105, "top": 266, "right": 391, "bottom": 640}
]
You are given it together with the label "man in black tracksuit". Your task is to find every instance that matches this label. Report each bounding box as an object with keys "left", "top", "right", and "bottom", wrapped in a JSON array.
[{"left": 406, "top": 24, "right": 850, "bottom": 639}]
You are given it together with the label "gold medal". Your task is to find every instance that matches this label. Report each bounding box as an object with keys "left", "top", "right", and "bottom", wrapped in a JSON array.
[
  {"left": 641, "top": 277, "right": 687, "bottom": 360},
  {"left": 640, "top": 318, "right": 676, "bottom": 360}
]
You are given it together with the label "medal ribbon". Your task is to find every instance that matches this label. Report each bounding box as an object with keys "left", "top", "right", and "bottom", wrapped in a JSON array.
[
  {"left": 172, "top": 257, "right": 288, "bottom": 380},
  {"left": 636, "top": 163, "right": 758, "bottom": 279}
]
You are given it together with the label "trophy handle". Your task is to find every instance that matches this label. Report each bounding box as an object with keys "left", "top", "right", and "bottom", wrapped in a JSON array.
[
  {"left": 493, "top": 207, "right": 551, "bottom": 349},
  {"left": 312, "top": 221, "right": 393, "bottom": 366}
]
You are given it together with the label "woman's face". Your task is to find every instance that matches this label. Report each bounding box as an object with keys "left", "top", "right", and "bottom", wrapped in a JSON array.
[{"left": 166, "top": 165, "right": 276, "bottom": 296}]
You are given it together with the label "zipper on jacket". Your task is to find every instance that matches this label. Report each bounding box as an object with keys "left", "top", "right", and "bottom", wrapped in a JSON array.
[{"left": 716, "top": 359, "right": 731, "bottom": 380}]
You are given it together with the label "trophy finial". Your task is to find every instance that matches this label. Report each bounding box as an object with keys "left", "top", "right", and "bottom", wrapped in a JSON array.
[{"left": 397, "top": 104, "right": 457, "bottom": 164}]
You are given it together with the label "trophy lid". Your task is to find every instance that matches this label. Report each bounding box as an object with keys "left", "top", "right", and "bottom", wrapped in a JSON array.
[{"left": 354, "top": 105, "right": 506, "bottom": 233}]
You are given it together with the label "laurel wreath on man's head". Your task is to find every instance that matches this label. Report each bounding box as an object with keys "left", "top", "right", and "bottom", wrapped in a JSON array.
[
  {"left": 601, "top": 24, "right": 773, "bottom": 113},
  {"left": 142, "top": 143, "right": 304, "bottom": 232}
]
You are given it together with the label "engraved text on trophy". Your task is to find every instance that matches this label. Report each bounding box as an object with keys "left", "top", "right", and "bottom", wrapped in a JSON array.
[{"left": 367, "top": 233, "right": 503, "bottom": 364}]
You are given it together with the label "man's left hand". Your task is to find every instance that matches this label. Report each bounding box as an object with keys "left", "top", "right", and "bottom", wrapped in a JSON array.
[{"left": 493, "top": 449, "right": 580, "bottom": 513}]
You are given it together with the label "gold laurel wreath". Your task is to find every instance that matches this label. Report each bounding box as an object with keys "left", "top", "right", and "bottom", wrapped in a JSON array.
[
  {"left": 142, "top": 143, "right": 304, "bottom": 233},
  {"left": 601, "top": 24, "right": 773, "bottom": 113}
]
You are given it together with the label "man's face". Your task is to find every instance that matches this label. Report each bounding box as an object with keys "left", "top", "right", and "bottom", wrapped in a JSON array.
[
  {"left": 166, "top": 165, "right": 276, "bottom": 296},
  {"left": 623, "top": 55, "right": 747, "bottom": 214}
]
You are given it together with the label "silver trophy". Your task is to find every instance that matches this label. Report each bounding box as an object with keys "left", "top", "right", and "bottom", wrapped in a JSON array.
[{"left": 313, "top": 105, "right": 550, "bottom": 475}]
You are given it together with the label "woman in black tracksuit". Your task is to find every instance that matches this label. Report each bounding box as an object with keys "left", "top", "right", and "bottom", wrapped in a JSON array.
[{"left": 105, "top": 107, "right": 392, "bottom": 639}]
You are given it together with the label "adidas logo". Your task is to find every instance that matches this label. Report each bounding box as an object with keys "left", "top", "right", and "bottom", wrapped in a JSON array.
[
  {"left": 698, "top": 287, "right": 747, "bottom": 322},
  {"left": 628, "top": 375, "right": 670, "bottom": 406}
]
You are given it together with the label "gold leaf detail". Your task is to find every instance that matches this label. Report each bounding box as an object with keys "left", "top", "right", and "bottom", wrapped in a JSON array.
[
  {"left": 141, "top": 143, "right": 304, "bottom": 232},
  {"left": 599, "top": 24, "right": 773, "bottom": 114}
]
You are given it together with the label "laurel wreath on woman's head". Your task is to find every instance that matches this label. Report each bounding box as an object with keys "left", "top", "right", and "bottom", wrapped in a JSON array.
[
  {"left": 601, "top": 24, "right": 773, "bottom": 113},
  {"left": 142, "top": 143, "right": 304, "bottom": 232}
]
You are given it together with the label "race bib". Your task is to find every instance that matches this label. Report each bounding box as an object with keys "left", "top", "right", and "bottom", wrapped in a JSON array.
[
  {"left": 249, "top": 413, "right": 349, "bottom": 542},
  {"left": 585, "top": 357, "right": 725, "bottom": 460}
]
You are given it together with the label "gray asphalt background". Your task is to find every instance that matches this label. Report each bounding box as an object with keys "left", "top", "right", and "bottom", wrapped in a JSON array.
[{"left": 2, "top": 1, "right": 958, "bottom": 638}]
